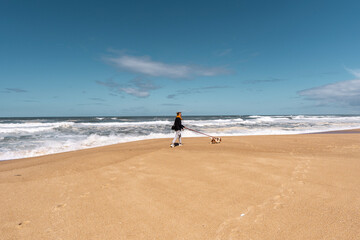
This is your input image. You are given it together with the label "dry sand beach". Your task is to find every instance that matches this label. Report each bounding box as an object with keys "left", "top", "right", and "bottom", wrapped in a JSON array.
[{"left": 1, "top": 131, "right": 360, "bottom": 240}]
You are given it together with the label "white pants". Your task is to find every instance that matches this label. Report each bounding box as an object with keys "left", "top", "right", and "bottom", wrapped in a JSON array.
[{"left": 172, "top": 130, "right": 182, "bottom": 144}]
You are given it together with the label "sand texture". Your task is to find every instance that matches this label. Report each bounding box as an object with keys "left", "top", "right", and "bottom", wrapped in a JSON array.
[{"left": 1, "top": 132, "right": 360, "bottom": 240}]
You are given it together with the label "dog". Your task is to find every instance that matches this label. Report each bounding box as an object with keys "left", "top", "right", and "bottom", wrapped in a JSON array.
[{"left": 210, "top": 137, "right": 221, "bottom": 144}]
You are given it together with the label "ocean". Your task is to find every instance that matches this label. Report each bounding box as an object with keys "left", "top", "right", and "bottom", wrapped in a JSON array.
[{"left": 1, "top": 115, "right": 360, "bottom": 161}]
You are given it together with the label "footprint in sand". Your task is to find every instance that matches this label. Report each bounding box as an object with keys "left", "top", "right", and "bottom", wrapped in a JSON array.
[
  {"left": 16, "top": 220, "right": 30, "bottom": 229},
  {"left": 273, "top": 202, "right": 284, "bottom": 209},
  {"left": 80, "top": 192, "right": 90, "bottom": 198},
  {"left": 288, "top": 188, "right": 295, "bottom": 195},
  {"left": 246, "top": 206, "right": 255, "bottom": 213},
  {"left": 273, "top": 195, "right": 281, "bottom": 201},
  {"left": 52, "top": 203, "right": 67, "bottom": 211},
  {"left": 216, "top": 157, "right": 313, "bottom": 240},
  {"left": 254, "top": 213, "right": 264, "bottom": 223}
]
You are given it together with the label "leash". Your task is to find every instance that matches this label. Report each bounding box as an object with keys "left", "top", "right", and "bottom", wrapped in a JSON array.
[{"left": 184, "top": 127, "right": 214, "bottom": 138}]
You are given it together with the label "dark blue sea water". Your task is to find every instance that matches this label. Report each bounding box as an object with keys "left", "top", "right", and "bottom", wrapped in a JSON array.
[{"left": 1, "top": 115, "right": 360, "bottom": 160}]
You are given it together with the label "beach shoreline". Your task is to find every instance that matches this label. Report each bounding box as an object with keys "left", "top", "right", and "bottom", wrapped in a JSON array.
[
  {"left": 2, "top": 127, "right": 360, "bottom": 163},
  {"left": 310, "top": 128, "right": 360, "bottom": 134},
  {"left": 1, "top": 131, "right": 360, "bottom": 239},
  {"left": 2, "top": 115, "right": 360, "bottom": 161}
]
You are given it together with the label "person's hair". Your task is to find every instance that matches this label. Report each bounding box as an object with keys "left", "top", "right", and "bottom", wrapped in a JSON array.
[{"left": 176, "top": 112, "right": 181, "bottom": 116}]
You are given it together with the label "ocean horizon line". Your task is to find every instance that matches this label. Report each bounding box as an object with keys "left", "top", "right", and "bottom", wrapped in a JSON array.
[{"left": 1, "top": 113, "right": 360, "bottom": 119}]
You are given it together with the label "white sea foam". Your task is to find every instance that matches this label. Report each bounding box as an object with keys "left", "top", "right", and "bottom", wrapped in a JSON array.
[
  {"left": 0, "top": 122, "right": 74, "bottom": 134},
  {"left": 0, "top": 132, "right": 191, "bottom": 161},
  {"left": 79, "top": 120, "right": 171, "bottom": 127},
  {"left": 186, "top": 118, "right": 244, "bottom": 126},
  {"left": 1, "top": 115, "right": 360, "bottom": 161}
]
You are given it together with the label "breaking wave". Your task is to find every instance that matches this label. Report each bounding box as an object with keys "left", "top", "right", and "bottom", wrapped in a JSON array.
[{"left": 1, "top": 115, "right": 360, "bottom": 161}]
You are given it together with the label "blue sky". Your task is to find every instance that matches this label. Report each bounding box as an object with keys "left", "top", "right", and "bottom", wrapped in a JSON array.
[{"left": 1, "top": 0, "right": 360, "bottom": 117}]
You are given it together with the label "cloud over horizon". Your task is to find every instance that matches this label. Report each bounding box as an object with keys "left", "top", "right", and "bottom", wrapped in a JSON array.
[
  {"left": 97, "top": 77, "right": 159, "bottom": 98},
  {"left": 299, "top": 68, "right": 360, "bottom": 107},
  {"left": 104, "top": 54, "right": 230, "bottom": 79}
]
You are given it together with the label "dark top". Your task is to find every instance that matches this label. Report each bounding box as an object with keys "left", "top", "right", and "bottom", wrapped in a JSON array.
[{"left": 174, "top": 117, "right": 184, "bottom": 131}]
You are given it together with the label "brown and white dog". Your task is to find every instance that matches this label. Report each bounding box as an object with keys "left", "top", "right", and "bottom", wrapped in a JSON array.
[{"left": 210, "top": 137, "right": 222, "bottom": 144}]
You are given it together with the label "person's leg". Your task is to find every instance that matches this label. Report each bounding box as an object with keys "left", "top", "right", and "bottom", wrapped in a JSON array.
[
  {"left": 178, "top": 131, "right": 182, "bottom": 144},
  {"left": 172, "top": 131, "right": 180, "bottom": 145}
]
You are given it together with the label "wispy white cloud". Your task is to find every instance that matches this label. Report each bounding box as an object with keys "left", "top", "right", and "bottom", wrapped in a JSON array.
[
  {"left": 237, "top": 51, "right": 260, "bottom": 63},
  {"left": 162, "top": 103, "right": 183, "bottom": 106},
  {"left": 78, "top": 102, "right": 110, "bottom": 106},
  {"left": 3, "top": 88, "right": 28, "bottom": 93},
  {"left": 215, "top": 48, "right": 232, "bottom": 56},
  {"left": 120, "top": 87, "right": 150, "bottom": 98},
  {"left": 167, "top": 86, "right": 228, "bottom": 99},
  {"left": 299, "top": 68, "right": 360, "bottom": 107},
  {"left": 97, "top": 77, "right": 159, "bottom": 98},
  {"left": 89, "top": 97, "right": 106, "bottom": 102},
  {"left": 345, "top": 67, "right": 360, "bottom": 78},
  {"left": 104, "top": 55, "right": 230, "bottom": 79},
  {"left": 242, "top": 78, "right": 285, "bottom": 84}
]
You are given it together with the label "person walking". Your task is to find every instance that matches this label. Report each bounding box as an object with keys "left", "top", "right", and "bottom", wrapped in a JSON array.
[{"left": 171, "top": 112, "right": 185, "bottom": 148}]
